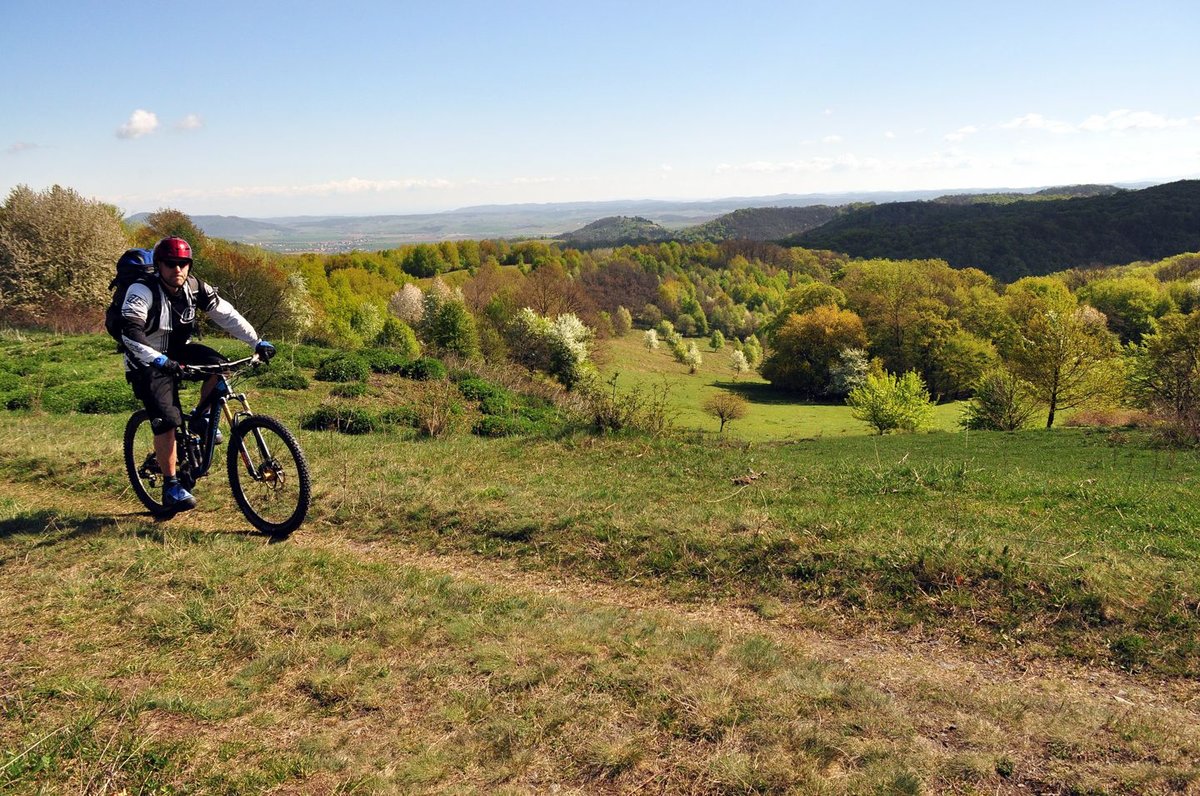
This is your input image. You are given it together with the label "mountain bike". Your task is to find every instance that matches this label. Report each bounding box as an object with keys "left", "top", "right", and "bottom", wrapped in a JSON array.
[{"left": 123, "top": 355, "right": 311, "bottom": 538}]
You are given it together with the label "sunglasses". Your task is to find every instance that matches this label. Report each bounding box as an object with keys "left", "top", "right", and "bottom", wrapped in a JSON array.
[{"left": 162, "top": 260, "right": 191, "bottom": 270}]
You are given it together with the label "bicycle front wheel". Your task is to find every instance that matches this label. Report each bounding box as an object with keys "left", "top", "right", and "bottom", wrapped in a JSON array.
[
  {"left": 227, "top": 415, "right": 311, "bottom": 538},
  {"left": 124, "top": 410, "right": 171, "bottom": 516}
]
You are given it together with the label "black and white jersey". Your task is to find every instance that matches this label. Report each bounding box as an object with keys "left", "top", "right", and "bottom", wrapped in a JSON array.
[{"left": 120, "top": 276, "right": 258, "bottom": 370}]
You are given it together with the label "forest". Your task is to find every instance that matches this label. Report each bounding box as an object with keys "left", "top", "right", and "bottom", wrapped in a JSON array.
[{"left": 2, "top": 183, "right": 1200, "bottom": 438}]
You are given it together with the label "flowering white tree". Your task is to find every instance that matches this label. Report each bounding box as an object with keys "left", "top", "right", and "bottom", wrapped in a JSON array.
[
  {"left": 684, "top": 342, "right": 703, "bottom": 374},
  {"left": 644, "top": 329, "right": 659, "bottom": 351},
  {"left": 730, "top": 349, "right": 750, "bottom": 379},
  {"left": 509, "top": 308, "right": 595, "bottom": 388},
  {"left": 388, "top": 283, "right": 424, "bottom": 325}
]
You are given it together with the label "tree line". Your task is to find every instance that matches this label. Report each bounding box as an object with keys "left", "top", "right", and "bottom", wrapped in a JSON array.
[{"left": 3, "top": 183, "right": 1199, "bottom": 440}]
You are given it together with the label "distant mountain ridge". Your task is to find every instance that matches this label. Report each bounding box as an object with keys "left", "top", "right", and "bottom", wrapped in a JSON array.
[
  {"left": 129, "top": 185, "right": 1122, "bottom": 253},
  {"left": 790, "top": 180, "right": 1200, "bottom": 281}
]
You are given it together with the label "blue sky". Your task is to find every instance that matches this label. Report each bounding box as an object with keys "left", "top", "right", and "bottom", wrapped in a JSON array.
[{"left": 3, "top": 0, "right": 1198, "bottom": 216}]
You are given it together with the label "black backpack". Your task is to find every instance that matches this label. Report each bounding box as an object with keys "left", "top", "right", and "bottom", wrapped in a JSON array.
[{"left": 104, "top": 248, "right": 156, "bottom": 349}]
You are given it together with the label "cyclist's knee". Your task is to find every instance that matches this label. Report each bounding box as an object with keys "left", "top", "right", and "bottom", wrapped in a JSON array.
[{"left": 150, "top": 407, "right": 183, "bottom": 434}]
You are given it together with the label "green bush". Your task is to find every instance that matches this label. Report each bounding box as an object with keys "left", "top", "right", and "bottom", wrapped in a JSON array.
[
  {"left": 0, "top": 371, "right": 20, "bottom": 393},
  {"left": 379, "top": 405, "right": 421, "bottom": 428},
  {"left": 76, "top": 385, "right": 140, "bottom": 414},
  {"left": 258, "top": 369, "right": 309, "bottom": 391},
  {"left": 479, "top": 394, "right": 514, "bottom": 416},
  {"left": 300, "top": 404, "right": 377, "bottom": 434},
  {"left": 276, "top": 342, "right": 333, "bottom": 369},
  {"left": 314, "top": 354, "right": 369, "bottom": 383},
  {"left": 359, "top": 348, "right": 410, "bottom": 374},
  {"left": 373, "top": 317, "right": 421, "bottom": 359},
  {"left": 4, "top": 390, "right": 33, "bottom": 411},
  {"left": 330, "top": 382, "right": 369, "bottom": 398},
  {"left": 472, "top": 415, "right": 534, "bottom": 437},
  {"left": 400, "top": 357, "right": 447, "bottom": 381},
  {"left": 456, "top": 376, "right": 505, "bottom": 402}
]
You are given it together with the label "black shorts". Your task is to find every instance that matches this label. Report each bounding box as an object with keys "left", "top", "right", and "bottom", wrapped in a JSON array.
[{"left": 127, "top": 343, "right": 227, "bottom": 434}]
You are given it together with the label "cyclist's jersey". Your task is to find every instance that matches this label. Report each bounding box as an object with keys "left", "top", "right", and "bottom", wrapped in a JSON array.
[{"left": 119, "top": 276, "right": 258, "bottom": 371}]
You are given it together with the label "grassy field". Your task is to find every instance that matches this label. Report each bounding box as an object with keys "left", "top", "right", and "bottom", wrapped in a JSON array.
[
  {"left": 596, "top": 332, "right": 964, "bottom": 440},
  {"left": 2, "top": 331, "right": 1199, "bottom": 793}
]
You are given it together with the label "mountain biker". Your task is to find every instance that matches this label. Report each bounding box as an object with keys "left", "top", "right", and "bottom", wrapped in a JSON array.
[{"left": 119, "top": 236, "right": 276, "bottom": 512}]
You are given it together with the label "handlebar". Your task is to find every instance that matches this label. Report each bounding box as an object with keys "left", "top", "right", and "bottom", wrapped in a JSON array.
[{"left": 181, "top": 354, "right": 263, "bottom": 379}]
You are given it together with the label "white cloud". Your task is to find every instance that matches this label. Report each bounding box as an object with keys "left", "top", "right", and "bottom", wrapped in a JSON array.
[
  {"left": 175, "top": 114, "right": 204, "bottom": 131},
  {"left": 148, "top": 177, "right": 455, "bottom": 200},
  {"left": 117, "top": 109, "right": 159, "bottom": 139},
  {"left": 822, "top": 134, "right": 843, "bottom": 144},
  {"left": 6, "top": 141, "right": 39, "bottom": 155},
  {"left": 1079, "top": 109, "right": 1188, "bottom": 132},
  {"left": 510, "top": 176, "right": 557, "bottom": 185},
  {"left": 822, "top": 108, "right": 833, "bottom": 116},
  {"left": 1001, "top": 113, "right": 1074, "bottom": 134},
  {"left": 884, "top": 131, "right": 895, "bottom": 139},
  {"left": 944, "top": 125, "right": 980, "bottom": 142}
]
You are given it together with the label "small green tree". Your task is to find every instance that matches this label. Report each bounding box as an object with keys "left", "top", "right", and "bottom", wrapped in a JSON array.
[
  {"left": 709, "top": 329, "right": 726, "bottom": 351},
  {"left": 960, "top": 369, "right": 1039, "bottom": 431},
  {"left": 614, "top": 305, "right": 633, "bottom": 336},
  {"left": 847, "top": 371, "right": 934, "bottom": 435},
  {"left": 1127, "top": 310, "right": 1200, "bottom": 441},
  {"left": 703, "top": 392, "right": 748, "bottom": 433}
]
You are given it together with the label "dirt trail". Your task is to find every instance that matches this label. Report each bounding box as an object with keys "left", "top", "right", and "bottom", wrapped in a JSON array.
[{"left": 6, "top": 478, "right": 1200, "bottom": 730}]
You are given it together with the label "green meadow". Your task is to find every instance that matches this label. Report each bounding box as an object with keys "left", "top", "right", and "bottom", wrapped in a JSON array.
[{"left": 1, "top": 331, "right": 1198, "bottom": 793}]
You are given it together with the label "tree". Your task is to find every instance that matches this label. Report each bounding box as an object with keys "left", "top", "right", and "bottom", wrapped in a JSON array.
[
  {"left": 960, "top": 369, "right": 1039, "bottom": 431},
  {"left": 613, "top": 306, "right": 633, "bottom": 336},
  {"left": 388, "top": 283, "right": 424, "bottom": 325},
  {"left": 136, "top": 208, "right": 207, "bottom": 257},
  {"left": 199, "top": 240, "right": 313, "bottom": 340},
  {"left": 684, "top": 342, "right": 702, "bottom": 374},
  {"left": 643, "top": 328, "right": 660, "bottom": 350},
  {"left": 758, "top": 281, "right": 847, "bottom": 341},
  {"left": 1007, "top": 300, "right": 1118, "bottom": 428},
  {"left": 0, "top": 184, "right": 128, "bottom": 310},
  {"left": 1077, "top": 275, "right": 1172, "bottom": 344},
  {"left": 703, "top": 392, "right": 748, "bottom": 433},
  {"left": 421, "top": 280, "right": 479, "bottom": 358},
  {"left": 730, "top": 349, "right": 751, "bottom": 379},
  {"left": 1127, "top": 310, "right": 1200, "bottom": 440},
  {"left": 847, "top": 370, "right": 934, "bottom": 435},
  {"left": 826, "top": 348, "right": 875, "bottom": 397},
  {"left": 709, "top": 329, "right": 726, "bottom": 351},
  {"left": 759, "top": 306, "right": 868, "bottom": 397},
  {"left": 507, "top": 308, "right": 594, "bottom": 388}
]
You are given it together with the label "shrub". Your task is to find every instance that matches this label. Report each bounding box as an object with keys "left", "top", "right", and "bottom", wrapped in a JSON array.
[
  {"left": 330, "top": 382, "right": 369, "bottom": 398},
  {"left": 847, "top": 371, "right": 934, "bottom": 435},
  {"left": 614, "top": 306, "right": 633, "bottom": 336},
  {"left": 703, "top": 392, "right": 748, "bottom": 433},
  {"left": 507, "top": 309, "right": 595, "bottom": 389},
  {"left": 359, "top": 347, "right": 410, "bottom": 374},
  {"left": 279, "top": 343, "right": 333, "bottom": 369},
  {"left": 4, "top": 390, "right": 34, "bottom": 410},
  {"left": 258, "top": 368, "right": 309, "bottom": 391},
  {"left": 578, "top": 376, "right": 672, "bottom": 436},
  {"left": 400, "top": 357, "right": 447, "bottom": 381},
  {"left": 314, "top": 354, "right": 369, "bottom": 383},
  {"left": 75, "top": 385, "right": 139, "bottom": 414},
  {"left": 373, "top": 316, "right": 421, "bottom": 358},
  {"left": 379, "top": 405, "right": 421, "bottom": 428},
  {"left": 415, "top": 382, "right": 462, "bottom": 438},
  {"left": 300, "top": 405, "right": 377, "bottom": 434},
  {"left": 456, "top": 376, "right": 507, "bottom": 403},
  {"left": 961, "top": 369, "right": 1039, "bottom": 431},
  {"left": 472, "top": 415, "right": 534, "bottom": 437}
]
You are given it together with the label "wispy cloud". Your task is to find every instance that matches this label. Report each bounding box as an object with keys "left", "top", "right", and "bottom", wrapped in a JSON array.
[
  {"left": 134, "top": 177, "right": 456, "bottom": 202},
  {"left": 884, "top": 131, "right": 896, "bottom": 139},
  {"left": 117, "top": 109, "right": 159, "bottom": 139},
  {"left": 6, "top": 141, "right": 39, "bottom": 155},
  {"left": 175, "top": 113, "right": 204, "bottom": 131},
  {"left": 944, "top": 125, "right": 979, "bottom": 142},
  {"left": 822, "top": 134, "right": 843, "bottom": 144},
  {"left": 1001, "top": 113, "right": 1074, "bottom": 134},
  {"left": 510, "top": 176, "right": 557, "bottom": 185},
  {"left": 1002, "top": 109, "right": 1190, "bottom": 135},
  {"left": 1079, "top": 109, "right": 1188, "bottom": 132}
]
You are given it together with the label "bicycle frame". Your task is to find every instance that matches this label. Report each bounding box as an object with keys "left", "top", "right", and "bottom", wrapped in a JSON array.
[{"left": 175, "top": 356, "right": 258, "bottom": 488}]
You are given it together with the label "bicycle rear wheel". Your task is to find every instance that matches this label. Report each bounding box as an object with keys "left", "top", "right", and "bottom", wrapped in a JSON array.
[
  {"left": 227, "top": 414, "right": 311, "bottom": 538},
  {"left": 124, "top": 410, "right": 171, "bottom": 516}
]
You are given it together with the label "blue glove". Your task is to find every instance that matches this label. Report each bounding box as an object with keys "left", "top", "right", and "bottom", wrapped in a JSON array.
[
  {"left": 255, "top": 340, "right": 276, "bottom": 361},
  {"left": 152, "top": 355, "right": 185, "bottom": 378}
]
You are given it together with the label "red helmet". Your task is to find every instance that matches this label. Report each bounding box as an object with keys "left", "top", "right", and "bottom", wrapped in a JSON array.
[{"left": 153, "top": 237, "right": 193, "bottom": 265}]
